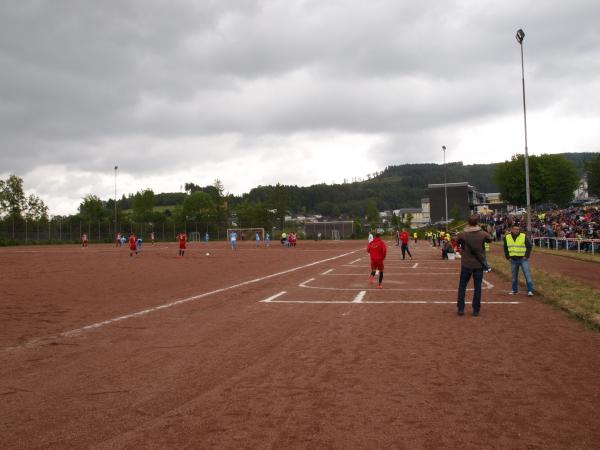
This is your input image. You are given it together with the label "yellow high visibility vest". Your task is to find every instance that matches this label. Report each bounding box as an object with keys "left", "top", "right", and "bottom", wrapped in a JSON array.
[
  {"left": 506, "top": 233, "right": 526, "bottom": 257},
  {"left": 484, "top": 242, "right": 490, "bottom": 252}
]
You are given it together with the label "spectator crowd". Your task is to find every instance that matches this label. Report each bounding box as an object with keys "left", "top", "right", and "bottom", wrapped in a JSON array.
[{"left": 480, "top": 206, "right": 600, "bottom": 251}]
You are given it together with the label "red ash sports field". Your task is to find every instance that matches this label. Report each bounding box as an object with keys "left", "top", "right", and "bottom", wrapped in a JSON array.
[{"left": 1, "top": 241, "right": 600, "bottom": 448}]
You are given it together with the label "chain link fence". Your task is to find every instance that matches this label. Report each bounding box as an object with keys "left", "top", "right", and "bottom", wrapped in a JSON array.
[{"left": 0, "top": 218, "right": 227, "bottom": 245}]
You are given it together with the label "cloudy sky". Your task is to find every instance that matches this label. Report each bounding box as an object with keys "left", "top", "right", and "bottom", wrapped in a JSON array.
[{"left": 1, "top": 0, "right": 599, "bottom": 215}]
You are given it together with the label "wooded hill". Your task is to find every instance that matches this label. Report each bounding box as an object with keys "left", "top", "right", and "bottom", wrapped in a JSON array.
[
  {"left": 234, "top": 152, "right": 596, "bottom": 217},
  {"left": 117, "top": 152, "right": 596, "bottom": 218}
]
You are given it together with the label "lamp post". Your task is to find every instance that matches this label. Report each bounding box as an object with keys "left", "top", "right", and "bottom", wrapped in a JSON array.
[
  {"left": 114, "top": 166, "right": 118, "bottom": 236},
  {"left": 516, "top": 28, "right": 532, "bottom": 234},
  {"left": 442, "top": 145, "right": 448, "bottom": 232}
]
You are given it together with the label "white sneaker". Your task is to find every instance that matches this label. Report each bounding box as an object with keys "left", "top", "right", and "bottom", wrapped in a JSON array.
[
  {"left": 508, "top": 291, "right": 517, "bottom": 295},
  {"left": 527, "top": 291, "right": 534, "bottom": 297}
]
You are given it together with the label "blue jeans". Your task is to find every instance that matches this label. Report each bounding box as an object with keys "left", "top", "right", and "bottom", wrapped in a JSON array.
[
  {"left": 457, "top": 267, "right": 484, "bottom": 313},
  {"left": 511, "top": 258, "right": 534, "bottom": 292}
]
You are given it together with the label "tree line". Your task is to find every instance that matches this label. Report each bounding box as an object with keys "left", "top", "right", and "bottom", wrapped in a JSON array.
[{"left": 1, "top": 152, "right": 599, "bottom": 243}]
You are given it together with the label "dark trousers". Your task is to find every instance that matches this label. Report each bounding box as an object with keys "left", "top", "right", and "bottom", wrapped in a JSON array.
[
  {"left": 457, "top": 266, "right": 484, "bottom": 313},
  {"left": 401, "top": 243, "right": 412, "bottom": 259}
]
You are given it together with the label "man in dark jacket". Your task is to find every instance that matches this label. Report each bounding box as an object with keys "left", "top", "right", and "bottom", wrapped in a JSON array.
[
  {"left": 503, "top": 224, "right": 534, "bottom": 296},
  {"left": 456, "top": 215, "right": 493, "bottom": 316}
]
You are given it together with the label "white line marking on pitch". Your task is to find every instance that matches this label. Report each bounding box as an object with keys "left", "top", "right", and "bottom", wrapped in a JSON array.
[
  {"left": 324, "top": 273, "right": 458, "bottom": 276},
  {"left": 262, "top": 300, "right": 521, "bottom": 305},
  {"left": 352, "top": 291, "right": 367, "bottom": 303},
  {"left": 321, "top": 268, "right": 334, "bottom": 275},
  {"left": 412, "top": 263, "right": 419, "bottom": 268},
  {"left": 298, "top": 279, "right": 492, "bottom": 292},
  {"left": 260, "top": 291, "right": 287, "bottom": 303},
  {"left": 6, "top": 249, "right": 360, "bottom": 351},
  {"left": 349, "top": 258, "right": 362, "bottom": 264},
  {"left": 299, "top": 278, "right": 315, "bottom": 287}
]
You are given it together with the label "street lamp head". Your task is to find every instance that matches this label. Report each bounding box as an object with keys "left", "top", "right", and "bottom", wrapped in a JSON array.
[
  {"left": 516, "top": 29, "right": 525, "bottom": 44},
  {"left": 442, "top": 145, "right": 446, "bottom": 151},
  {"left": 114, "top": 165, "right": 118, "bottom": 170}
]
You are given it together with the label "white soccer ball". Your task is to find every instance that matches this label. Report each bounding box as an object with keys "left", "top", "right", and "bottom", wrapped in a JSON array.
[{"left": 206, "top": 252, "right": 210, "bottom": 256}]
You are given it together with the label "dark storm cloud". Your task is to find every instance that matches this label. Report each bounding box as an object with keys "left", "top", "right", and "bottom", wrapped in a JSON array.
[{"left": 0, "top": 0, "right": 599, "bottom": 211}]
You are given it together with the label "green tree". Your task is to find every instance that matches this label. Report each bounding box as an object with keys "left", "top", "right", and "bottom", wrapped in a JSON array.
[
  {"left": 25, "top": 194, "right": 49, "bottom": 221},
  {"left": 315, "top": 201, "right": 340, "bottom": 218},
  {"left": 352, "top": 218, "right": 364, "bottom": 237},
  {"left": 78, "top": 195, "right": 106, "bottom": 222},
  {"left": 132, "top": 189, "right": 155, "bottom": 222},
  {"left": 537, "top": 154, "right": 579, "bottom": 206},
  {"left": 586, "top": 154, "right": 600, "bottom": 197},
  {"left": 268, "top": 183, "right": 289, "bottom": 225},
  {"left": 493, "top": 154, "right": 578, "bottom": 207},
  {"left": 181, "top": 191, "right": 215, "bottom": 222},
  {"left": 0, "top": 174, "right": 27, "bottom": 218},
  {"left": 366, "top": 198, "right": 379, "bottom": 224},
  {"left": 236, "top": 201, "right": 275, "bottom": 230}
]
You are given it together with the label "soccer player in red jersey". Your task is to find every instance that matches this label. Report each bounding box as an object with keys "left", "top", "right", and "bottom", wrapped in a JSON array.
[
  {"left": 178, "top": 231, "right": 187, "bottom": 257},
  {"left": 367, "top": 232, "right": 387, "bottom": 289},
  {"left": 149, "top": 231, "right": 155, "bottom": 245},
  {"left": 81, "top": 233, "right": 88, "bottom": 248},
  {"left": 399, "top": 228, "right": 413, "bottom": 260},
  {"left": 129, "top": 233, "right": 137, "bottom": 257}
]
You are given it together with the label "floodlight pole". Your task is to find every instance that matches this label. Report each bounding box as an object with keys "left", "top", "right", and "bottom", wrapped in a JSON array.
[
  {"left": 516, "top": 29, "right": 532, "bottom": 234},
  {"left": 442, "top": 145, "right": 448, "bottom": 232},
  {"left": 114, "top": 165, "right": 118, "bottom": 235}
]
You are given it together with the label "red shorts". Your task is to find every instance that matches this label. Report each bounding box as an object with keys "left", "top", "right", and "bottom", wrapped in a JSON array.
[
  {"left": 179, "top": 242, "right": 186, "bottom": 249},
  {"left": 370, "top": 259, "right": 384, "bottom": 271},
  {"left": 130, "top": 244, "right": 137, "bottom": 251}
]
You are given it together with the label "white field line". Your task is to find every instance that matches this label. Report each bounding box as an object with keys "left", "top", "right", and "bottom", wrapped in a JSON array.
[
  {"left": 352, "top": 291, "right": 367, "bottom": 303},
  {"left": 299, "top": 278, "right": 315, "bottom": 287},
  {"left": 324, "top": 273, "right": 459, "bottom": 276},
  {"left": 7, "top": 249, "right": 360, "bottom": 351},
  {"left": 349, "top": 258, "right": 362, "bottom": 264},
  {"left": 263, "top": 300, "right": 521, "bottom": 305},
  {"left": 412, "top": 263, "right": 419, "bottom": 268},
  {"left": 321, "top": 268, "right": 334, "bottom": 275},
  {"left": 342, "top": 264, "right": 457, "bottom": 269},
  {"left": 260, "top": 291, "right": 287, "bottom": 303},
  {"left": 299, "top": 278, "right": 493, "bottom": 292}
]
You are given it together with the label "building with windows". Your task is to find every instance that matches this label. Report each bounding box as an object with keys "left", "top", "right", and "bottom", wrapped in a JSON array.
[{"left": 428, "top": 182, "right": 485, "bottom": 223}]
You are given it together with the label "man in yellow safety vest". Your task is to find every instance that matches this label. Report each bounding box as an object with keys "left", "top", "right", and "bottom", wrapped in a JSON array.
[{"left": 503, "top": 224, "right": 534, "bottom": 296}]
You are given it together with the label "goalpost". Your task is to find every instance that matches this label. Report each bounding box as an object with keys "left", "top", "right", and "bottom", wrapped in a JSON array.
[
  {"left": 331, "top": 229, "right": 341, "bottom": 240},
  {"left": 226, "top": 228, "right": 265, "bottom": 242},
  {"left": 188, "top": 232, "right": 201, "bottom": 242}
]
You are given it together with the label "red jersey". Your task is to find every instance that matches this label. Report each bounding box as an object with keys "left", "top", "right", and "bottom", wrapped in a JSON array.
[
  {"left": 367, "top": 237, "right": 387, "bottom": 261},
  {"left": 400, "top": 231, "right": 409, "bottom": 244},
  {"left": 129, "top": 235, "right": 137, "bottom": 250},
  {"left": 178, "top": 233, "right": 187, "bottom": 249},
  {"left": 82, "top": 234, "right": 88, "bottom": 242}
]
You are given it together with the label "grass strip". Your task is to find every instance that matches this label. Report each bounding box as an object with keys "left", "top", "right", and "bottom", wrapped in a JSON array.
[
  {"left": 488, "top": 253, "right": 600, "bottom": 331},
  {"left": 529, "top": 246, "right": 600, "bottom": 264}
]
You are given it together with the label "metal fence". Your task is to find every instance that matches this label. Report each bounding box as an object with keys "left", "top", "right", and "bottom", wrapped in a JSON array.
[
  {"left": 532, "top": 237, "right": 600, "bottom": 256},
  {"left": 0, "top": 218, "right": 226, "bottom": 244}
]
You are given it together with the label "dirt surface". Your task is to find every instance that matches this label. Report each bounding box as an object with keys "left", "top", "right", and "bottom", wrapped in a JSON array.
[{"left": 1, "top": 240, "right": 600, "bottom": 449}]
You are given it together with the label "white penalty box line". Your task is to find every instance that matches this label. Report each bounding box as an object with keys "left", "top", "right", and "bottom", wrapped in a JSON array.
[
  {"left": 260, "top": 291, "right": 519, "bottom": 305},
  {"left": 297, "top": 277, "right": 495, "bottom": 292}
]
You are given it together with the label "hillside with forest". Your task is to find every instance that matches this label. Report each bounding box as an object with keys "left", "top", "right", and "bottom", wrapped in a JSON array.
[
  {"left": 234, "top": 152, "right": 596, "bottom": 216},
  {"left": 108, "top": 152, "right": 598, "bottom": 219}
]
